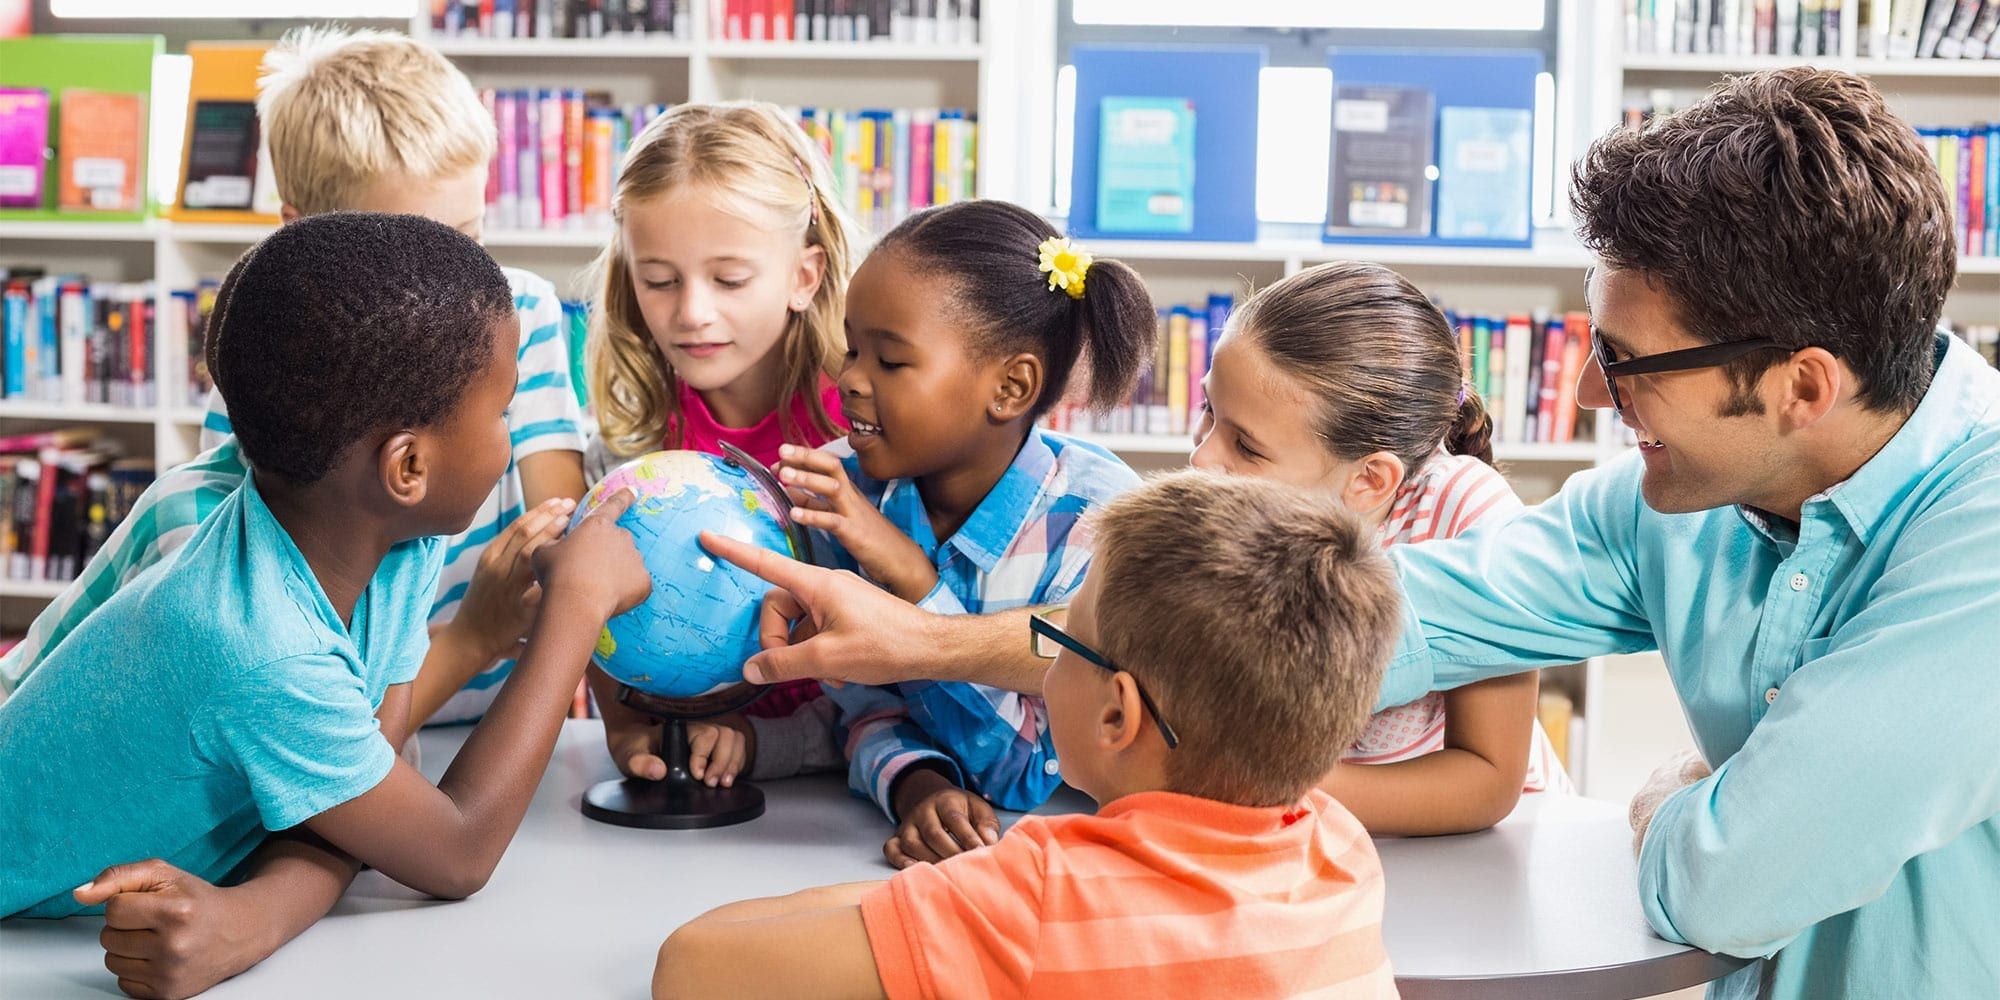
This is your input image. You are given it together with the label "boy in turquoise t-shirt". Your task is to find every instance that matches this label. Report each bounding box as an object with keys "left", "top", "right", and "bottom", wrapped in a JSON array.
[{"left": 0, "top": 216, "right": 648, "bottom": 966}]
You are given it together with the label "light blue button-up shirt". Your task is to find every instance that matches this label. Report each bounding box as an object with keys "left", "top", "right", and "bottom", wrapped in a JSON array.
[{"left": 1379, "top": 333, "right": 2000, "bottom": 998}]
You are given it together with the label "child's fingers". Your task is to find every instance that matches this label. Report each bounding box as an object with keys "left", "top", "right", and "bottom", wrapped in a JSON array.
[
  {"left": 777, "top": 466, "right": 845, "bottom": 500},
  {"left": 625, "top": 753, "right": 667, "bottom": 782},
  {"left": 787, "top": 507, "right": 843, "bottom": 533},
  {"left": 687, "top": 724, "right": 720, "bottom": 782},
  {"left": 74, "top": 860, "right": 178, "bottom": 907},
  {"left": 938, "top": 801, "right": 988, "bottom": 853},
  {"left": 914, "top": 810, "right": 966, "bottom": 860},
  {"left": 894, "top": 825, "right": 943, "bottom": 866},
  {"left": 493, "top": 500, "right": 571, "bottom": 570},
  {"left": 778, "top": 444, "right": 845, "bottom": 475},
  {"left": 883, "top": 836, "right": 921, "bottom": 870},
  {"left": 583, "top": 488, "right": 637, "bottom": 526},
  {"left": 717, "top": 731, "right": 746, "bottom": 787}
]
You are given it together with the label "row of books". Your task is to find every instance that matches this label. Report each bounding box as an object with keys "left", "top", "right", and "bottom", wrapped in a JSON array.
[
  {"left": 479, "top": 90, "right": 672, "bottom": 233},
  {"left": 0, "top": 88, "right": 144, "bottom": 213},
  {"left": 1450, "top": 310, "right": 1594, "bottom": 448},
  {"left": 432, "top": 0, "right": 691, "bottom": 39},
  {"left": 474, "top": 92, "right": 976, "bottom": 233},
  {"left": 1043, "top": 294, "right": 1234, "bottom": 439},
  {"left": 793, "top": 106, "right": 979, "bottom": 234},
  {"left": 1919, "top": 124, "right": 2000, "bottom": 256},
  {"left": 1043, "top": 296, "right": 1596, "bottom": 450},
  {"left": 0, "top": 428, "right": 154, "bottom": 585},
  {"left": 709, "top": 0, "right": 981, "bottom": 43},
  {"left": 1625, "top": 0, "right": 2000, "bottom": 58},
  {"left": 0, "top": 275, "right": 157, "bottom": 409}
]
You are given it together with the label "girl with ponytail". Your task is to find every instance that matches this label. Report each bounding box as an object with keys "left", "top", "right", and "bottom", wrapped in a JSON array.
[
  {"left": 739, "top": 200, "right": 1157, "bottom": 863},
  {"left": 1192, "top": 260, "right": 1571, "bottom": 836}
]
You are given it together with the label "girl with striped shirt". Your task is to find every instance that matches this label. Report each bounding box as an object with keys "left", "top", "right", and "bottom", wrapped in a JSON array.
[{"left": 1193, "top": 260, "right": 1571, "bottom": 836}]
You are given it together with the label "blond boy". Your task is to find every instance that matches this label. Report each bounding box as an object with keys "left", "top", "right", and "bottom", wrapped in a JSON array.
[{"left": 659, "top": 471, "right": 1405, "bottom": 999}]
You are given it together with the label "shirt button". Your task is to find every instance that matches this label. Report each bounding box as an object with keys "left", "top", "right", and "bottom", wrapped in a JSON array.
[
  {"left": 1789, "top": 573, "right": 1809, "bottom": 592},
  {"left": 1044, "top": 759, "right": 1061, "bottom": 776},
  {"left": 1765, "top": 687, "right": 1780, "bottom": 705}
]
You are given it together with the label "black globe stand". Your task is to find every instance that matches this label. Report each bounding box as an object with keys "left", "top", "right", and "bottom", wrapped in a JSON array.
[{"left": 581, "top": 685, "right": 767, "bottom": 830}]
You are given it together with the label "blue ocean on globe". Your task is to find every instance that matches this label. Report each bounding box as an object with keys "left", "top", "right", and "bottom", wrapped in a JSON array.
[{"left": 571, "top": 450, "right": 794, "bottom": 700}]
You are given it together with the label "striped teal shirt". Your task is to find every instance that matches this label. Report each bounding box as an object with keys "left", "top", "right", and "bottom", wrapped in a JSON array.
[
  {"left": 1380, "top": 332, "right": 2000, "bottom": 999},
  {"left": 0, "top": 267, "right": 584, "bottom": 723}
]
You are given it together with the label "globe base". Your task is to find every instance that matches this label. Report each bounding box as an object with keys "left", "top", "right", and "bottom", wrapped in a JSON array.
[{"left": 580, "top": 716, "right": 767, "bottom": 829}]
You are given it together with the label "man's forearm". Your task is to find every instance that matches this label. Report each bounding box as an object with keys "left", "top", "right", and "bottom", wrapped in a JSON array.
[{"left": 923, "top": 608, "right": 1046, "bottom": 694}]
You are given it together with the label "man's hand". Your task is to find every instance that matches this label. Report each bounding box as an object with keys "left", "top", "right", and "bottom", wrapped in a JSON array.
[
  {"left": 699, "top": 531, "right": 942, "bottom": 689},
  {"left": 74, "top": 860, "right": 267, "bottom": 1000},
  {"left": 1629, "top": 749, "right": 1713, "bottom": 856}
]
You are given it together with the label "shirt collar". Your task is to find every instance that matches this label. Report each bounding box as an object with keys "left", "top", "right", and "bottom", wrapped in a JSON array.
[
  {"left": 1803, "top": 332, "right": 1995, "bottom": 545},
  {"left": 880, "top": 428, "right": 1060, "bottom": 573}
]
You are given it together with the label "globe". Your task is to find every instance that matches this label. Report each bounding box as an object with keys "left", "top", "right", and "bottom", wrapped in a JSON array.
[{"left": 571, "top": 449, "right": 795, "bottom": 707}]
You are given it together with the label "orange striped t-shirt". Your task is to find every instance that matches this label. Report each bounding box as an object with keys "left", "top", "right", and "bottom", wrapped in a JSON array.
[{"left": 860, "top": 789, "right": 1398, "bottom": 1000}]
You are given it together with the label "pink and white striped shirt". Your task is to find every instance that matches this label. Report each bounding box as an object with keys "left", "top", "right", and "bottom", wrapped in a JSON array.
[{"left": 1347, "top": 451, "right": 1572, "bottom": 794}]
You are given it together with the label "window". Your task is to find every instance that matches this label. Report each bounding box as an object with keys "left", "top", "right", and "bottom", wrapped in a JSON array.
[{"left": 1053, "top": 0, "right": 1566, "bottom": 230}]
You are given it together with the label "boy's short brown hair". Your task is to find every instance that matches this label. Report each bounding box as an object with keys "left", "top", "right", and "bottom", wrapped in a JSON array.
[
  {"left": 1088, "top": 471, "right": 1401, "bottom": 807},
  {"left": 257, "top": 26, "right": 495, "bottom": 215}
]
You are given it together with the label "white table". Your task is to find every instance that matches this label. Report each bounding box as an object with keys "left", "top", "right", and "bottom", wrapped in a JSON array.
[{"left": 2, "top": 720, "right": 1743, "bottom": 999}]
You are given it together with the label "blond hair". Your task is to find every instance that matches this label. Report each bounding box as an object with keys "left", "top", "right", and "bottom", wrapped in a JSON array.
[
  {"left": 258, "top": 26, "right": 495, "bottom": 215},
  {"left": 1090, "top": 471, "right": 1402, "bottom": 807},
  {"left": 588, "top": 101, "right": 855, "bottom": 458}
]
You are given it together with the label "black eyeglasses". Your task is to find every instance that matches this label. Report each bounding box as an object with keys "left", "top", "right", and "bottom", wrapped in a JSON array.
[
  {"left": 1591, "top": 332, "right": 1793, "bottom": 412},
  {"left": 1030, "top": 607, "right": 1179, "bottom": 749}
]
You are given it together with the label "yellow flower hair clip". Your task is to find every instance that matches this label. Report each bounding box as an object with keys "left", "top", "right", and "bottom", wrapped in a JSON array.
[{"left": 1038, "top": 236, "right": 1093, "bottom": 300}]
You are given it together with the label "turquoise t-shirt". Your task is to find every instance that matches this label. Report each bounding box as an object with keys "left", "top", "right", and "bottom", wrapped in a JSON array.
[{"left": 0, "top": 474, "right": 441, "bottom": 919}]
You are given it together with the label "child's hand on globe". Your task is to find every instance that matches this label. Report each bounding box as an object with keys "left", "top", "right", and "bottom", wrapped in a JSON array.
[
  {"left": 456, "top": 497, "right": 575, "bottom": 660},
  {"left": 534, "top": 488, "right": 650, "bottom": 619},
  {"left": 776, "top": 445, "right": 939, "bottom": 603}
]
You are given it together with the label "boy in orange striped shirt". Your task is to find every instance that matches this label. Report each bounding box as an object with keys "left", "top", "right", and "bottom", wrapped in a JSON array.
[{"left": 654, "top": 471, "right": 1404, "bottom": 999}]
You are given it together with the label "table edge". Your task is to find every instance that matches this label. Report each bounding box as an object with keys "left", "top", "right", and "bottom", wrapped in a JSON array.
[{"left": 1394, "top": 946, "right": 1751, "bottom": 999}]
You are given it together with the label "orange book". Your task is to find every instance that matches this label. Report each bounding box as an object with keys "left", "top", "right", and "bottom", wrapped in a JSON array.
[
  {"left": 1555, "top": 311, "right": 1591, "bottom": 442},
  {"left": 57, "top": 90, "right": 143, "bottom": 213}
]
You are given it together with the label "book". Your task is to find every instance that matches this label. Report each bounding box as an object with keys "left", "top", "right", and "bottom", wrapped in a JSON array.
[
  {"left": 1918, "top": 0, "right": 1958, "bottom": 56},
  {"left": 57, "top": 90, "right": 143, "bottom": 213},
  {"left": 1436, "top": 106, "right": 1533, "bottom": 243},
  {"left": 1095, "top": 96, "right": 1195, "bottom": 235},
  {"left": 1325, "top": 84, "right": 1435, "bottom": 239},
  {"left": 0, "top": 88, "right": 47, "bottom": 209},
  {"left": 1936, "top": 0, "right": 1984, "bottom": 56},
  {"left": 180, "top": 99, "right": 260, "bottom": 210}
]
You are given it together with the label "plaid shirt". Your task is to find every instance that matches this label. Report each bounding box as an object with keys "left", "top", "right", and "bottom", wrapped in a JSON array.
[{"left": 817, "top": 429, "right": 1139, "bottom": 819}]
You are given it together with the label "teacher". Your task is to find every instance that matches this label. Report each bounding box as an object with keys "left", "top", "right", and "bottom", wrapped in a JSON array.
[{"left": 706, "top": 67, "right": 2000, "bottom": 999}]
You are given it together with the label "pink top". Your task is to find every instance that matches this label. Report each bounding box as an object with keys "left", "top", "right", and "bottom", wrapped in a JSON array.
[
  {"left": 672, "top": 375, "right": 847, "bottom": 719},
  {"left": 671, "top": 375, "right": 847, "bottom": 470},
  {"left": 1345, "top": 452, "right": 1573, "bottom": 794}
]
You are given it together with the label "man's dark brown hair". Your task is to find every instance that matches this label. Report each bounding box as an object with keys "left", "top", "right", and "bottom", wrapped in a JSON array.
[{"left": 1571, "top": 67, "right": 1955, "bottom": 415}]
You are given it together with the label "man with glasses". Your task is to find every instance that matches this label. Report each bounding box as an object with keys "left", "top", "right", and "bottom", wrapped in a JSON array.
[{"left": 706, "top": 67, "right": 1999, "bottom": 999}]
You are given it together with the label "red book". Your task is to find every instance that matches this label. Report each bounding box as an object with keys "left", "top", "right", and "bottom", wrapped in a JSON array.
[
  {"left": 727, "top": 0, "right": 746, "bottom": 39},
  {"left": 773, "top": 0, "right": 794, "bottom": 40},
  {"left": 1555, "top": 311, "right": 1590, "bottom": 442},
  {"left": 29, "top": 447, "right": 55, "bottom": 581},
  {"left": 130, "top": 293, "right": 148, "bottom": 408},
  {"left": 1537, "top": 316, "right": 1564, "bottom": 443}
]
